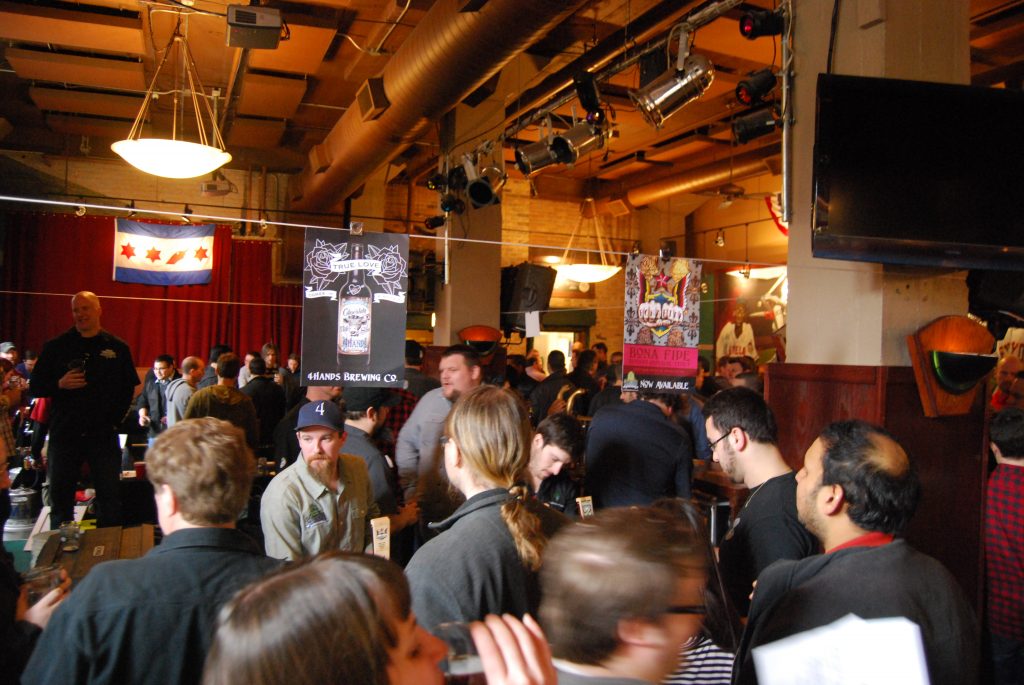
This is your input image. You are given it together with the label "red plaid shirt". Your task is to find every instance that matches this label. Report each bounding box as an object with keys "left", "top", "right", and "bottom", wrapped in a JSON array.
[
  {"left": 377, "top": 388, "right": 418, "bottom": 462},
  {"left": 986, "top": 463, "right": 1024, "bottom": 640}
]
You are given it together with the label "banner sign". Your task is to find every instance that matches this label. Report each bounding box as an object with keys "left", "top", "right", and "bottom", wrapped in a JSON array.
[
  {"left": 113, "top": 219, "right": 214, "bottom": 286},
  {"left": 622, "top": 254, "right": 701, "bottom": 394},
  {"left": 300, "top": 228, "right": 409, "bottom": 387}
]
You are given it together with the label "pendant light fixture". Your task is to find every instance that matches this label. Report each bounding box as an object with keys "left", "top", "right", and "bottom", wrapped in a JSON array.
[
  {"left": 555, "top": 198, "right": 622, "bottom": 284},
  {"left": 112, "top": 17, "right": 231, "bottom": 179}
]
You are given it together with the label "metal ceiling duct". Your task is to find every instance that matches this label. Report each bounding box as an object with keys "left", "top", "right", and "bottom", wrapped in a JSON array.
[
  {"left": 595, "top": 144, "right": 781, "bottom": 214},
  {"left": 292, "top": 0, "right": 588, "bottom": 212}
]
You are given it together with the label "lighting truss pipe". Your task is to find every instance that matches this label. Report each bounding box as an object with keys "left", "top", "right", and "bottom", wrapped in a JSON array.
[
  {"left": 506, "top": 0, "right": 743, "bottom": 140},
  {"left": 292, "top": 0, "right": 588, "bottom": 212}
]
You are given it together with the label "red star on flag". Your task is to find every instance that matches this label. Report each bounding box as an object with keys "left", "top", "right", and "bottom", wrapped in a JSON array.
[
  {"left": 195, "top": 246, "right": 208, "bottom": 261},
  {"left": 120, "top": 243, "right": 136, "bottom": 259},
  {"left": 146, "top": 247, "right": 162, "bottom": 262}
]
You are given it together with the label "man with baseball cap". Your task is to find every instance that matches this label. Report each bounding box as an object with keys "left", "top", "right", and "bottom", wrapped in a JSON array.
[{"left": 259, "top": 398, "right": 380, "bottom": 560}]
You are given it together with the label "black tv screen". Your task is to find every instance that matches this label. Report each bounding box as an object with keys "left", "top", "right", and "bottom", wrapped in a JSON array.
[{"left": 812, "top": 74, "right": 1024, "bottom": 271}]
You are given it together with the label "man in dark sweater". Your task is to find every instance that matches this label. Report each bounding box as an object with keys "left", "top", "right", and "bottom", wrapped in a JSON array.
[
  {"left": 30, "top": 291, "right": 139, "bottom": 528},
  {"left": 22, "top": 418, "right": 281, "bottom": 685},
  {"left": 703, "top": 387, "right": 817, "bottom": 616},
  {"left": 733, "top": 420, "right": 978, "bottom": 685},
  {"left": 585, "top": 391, "right": 693, "bottom": 508}
]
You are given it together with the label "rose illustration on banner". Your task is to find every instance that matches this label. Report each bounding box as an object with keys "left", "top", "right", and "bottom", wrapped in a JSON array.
[
  {"left": 306, "top": 239, "right": 347, "bottom": 292},
  {"left": 368, "top": 243, "right": 407, "bottom": 297}
]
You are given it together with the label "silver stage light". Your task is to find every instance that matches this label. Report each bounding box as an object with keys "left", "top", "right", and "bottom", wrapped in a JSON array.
[
  {"left": 550, "top": 121, "right": 605, "bottom": 167},
  {"left": 630, "top": 53, "right": 715, "bottom": 129}
]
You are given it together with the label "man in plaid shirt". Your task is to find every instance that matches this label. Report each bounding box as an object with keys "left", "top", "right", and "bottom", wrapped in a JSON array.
[{"left": 986, "top": 407, "right": 1024, "bottom": 684}]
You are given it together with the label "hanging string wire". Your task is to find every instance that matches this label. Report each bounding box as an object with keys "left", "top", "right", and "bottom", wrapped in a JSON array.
[{"left": 0, "top": 194, "right": 785, "bottom": 269}]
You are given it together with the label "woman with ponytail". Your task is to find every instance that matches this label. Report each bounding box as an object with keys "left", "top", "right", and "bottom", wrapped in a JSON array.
[{"left": 405, "top": 385, "right": 567, "bottom": 630}]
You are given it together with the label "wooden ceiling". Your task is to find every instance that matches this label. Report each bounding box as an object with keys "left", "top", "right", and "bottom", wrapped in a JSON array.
[{"left": 0, "top": 0, "right": 1021, "bottom": 206}]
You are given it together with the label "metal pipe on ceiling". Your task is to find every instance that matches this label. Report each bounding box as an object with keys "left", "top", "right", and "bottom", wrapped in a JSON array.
[{"left": 291, "top": 0, "right": 589, "bottom": 212}]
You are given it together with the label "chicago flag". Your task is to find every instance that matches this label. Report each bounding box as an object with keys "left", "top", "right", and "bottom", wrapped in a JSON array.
[{"left": 113, "top": 219, "right": 214, "bottom": 286}]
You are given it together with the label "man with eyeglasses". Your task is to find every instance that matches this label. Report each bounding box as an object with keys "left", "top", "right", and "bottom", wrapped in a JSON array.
[
  {"left": 702, "top": 387, "right": 817, "bottom": 616},
  {"left": 137, "top": 354, "right": 177, "bottom": 448},
  {"left": 539, "top": 507, "right": 708, "bottom": 684}
]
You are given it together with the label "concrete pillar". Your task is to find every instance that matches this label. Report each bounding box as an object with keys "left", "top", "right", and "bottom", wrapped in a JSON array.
[{"left": 786, "top": 0, "right": 971, "bottom": 365}]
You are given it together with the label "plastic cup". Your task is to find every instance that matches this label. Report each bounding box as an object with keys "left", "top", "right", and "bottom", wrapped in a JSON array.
[
  {"left": 22, "top": 564, "right": 62, "bottom": 605},
  {"left": 435, "top": 622, "right": 485, "bottom": 685}
]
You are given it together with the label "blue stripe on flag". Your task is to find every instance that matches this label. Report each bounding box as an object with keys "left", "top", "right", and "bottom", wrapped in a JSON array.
[
  {"left": 114, "top": 266, "right": 212, "bottom": 286},
  {"left": 116, "top": 219, "right": 214, "bottom": 239}
]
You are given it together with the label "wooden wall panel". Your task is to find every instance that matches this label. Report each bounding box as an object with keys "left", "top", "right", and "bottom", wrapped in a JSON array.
[{"left": 765, "top": 362, "right": 986, "bottom": 611}]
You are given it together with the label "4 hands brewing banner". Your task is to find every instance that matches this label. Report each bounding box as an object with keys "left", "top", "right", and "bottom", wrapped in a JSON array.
[
  {"left": 301, "top": 227, "right": 409, "bottom": 387},
  {"left": 622, "top": 254, "right": 701, "bottom": 394}
]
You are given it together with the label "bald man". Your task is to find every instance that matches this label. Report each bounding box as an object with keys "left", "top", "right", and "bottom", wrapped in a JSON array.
[
  {"left": 993, "top": 355, "right": 1024, "bottom": 412},
  {"left": 733, "top": 421, "right": 978, "bottom": 685},
  {"left": 31, "top": 291, "right": 139, "bottom": 528}
]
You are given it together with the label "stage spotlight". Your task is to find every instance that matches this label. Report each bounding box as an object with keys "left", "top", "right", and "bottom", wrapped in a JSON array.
[
  {"left": 739, "top": 8, "right": 784, "bottom": 39},
  {"left": 463, "top": 154, "right": 499, "bottom": 208},
  {"left": 550, "top": 121, "right": 605, "bottom": 167},
  {"left": 426, "top": 172, "right": 447, "bottom": 191},
  {"left": 424, "top": 215, "right": 446, "bottom": 232},
  {"left": 735, "top": 69, "right": 777, "bottom": 106},
  {"left": 515, "top": 139, "right": 558, "bottom": 176},
  {"left": 440, "top": 194, "right": 465, "bottom": 215},
  {"left": 732, "top": 107, "right": 779, "bottom": 144},
  {"left": 630, "top": 53, "right": 714, "bottom": 129},
  {"left": 574, "top": 72, "right": 602, "bottom": 114},
  {"left": 447, "top": 166, "right": 468, "bottom": 191}
]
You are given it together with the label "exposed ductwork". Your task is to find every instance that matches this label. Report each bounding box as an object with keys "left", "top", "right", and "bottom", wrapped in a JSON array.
[
  {"left": 291, "top": 0, "right": 589, "bottom": 212},
  {"left": 595, "top": 143, "right": 781, "bottom": 215}
]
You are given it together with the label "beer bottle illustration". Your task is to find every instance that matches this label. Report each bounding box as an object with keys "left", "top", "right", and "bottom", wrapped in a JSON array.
[{"left": 337, "top": 242, "right": 372, "bottom": 365}]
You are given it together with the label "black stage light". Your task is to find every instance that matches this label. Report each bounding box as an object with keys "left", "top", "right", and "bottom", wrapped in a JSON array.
[
  {"left": 735, "top": 69, "right": 777, "bottom": 106},
  {"left": 426, "top": 172, "right": 447, "bottom": 191},
  {"left": 574, "top": 72, "right": 602, "bottom": 114},
  {"left": 732, "top": 107, "right": 779, "bottom": 144},
  {"left": 440, "top": 194, "right": 465, "bottom": 214},
  {"left": 447, "top": 166, "right": 468, "bottom": 191},
  {"left": 424, "top": 215, "right": 446, "bottom": 231},
  {"left": 739, "top": 8, "right": 784, "bottom": 39}
]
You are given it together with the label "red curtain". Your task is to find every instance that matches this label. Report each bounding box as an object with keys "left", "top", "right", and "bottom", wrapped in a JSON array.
[{"left": 0, "top": 211, "right": 302, "bottom": 366}]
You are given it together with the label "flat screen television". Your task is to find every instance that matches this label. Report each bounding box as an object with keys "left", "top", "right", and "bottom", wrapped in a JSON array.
[{"left": 812, "top": 74, "right": 1024, "bottom": 271}]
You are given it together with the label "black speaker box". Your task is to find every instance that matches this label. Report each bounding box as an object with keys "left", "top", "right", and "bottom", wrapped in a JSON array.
[{"left": 500, "top": 263, "right": 557, "bottom": 334}]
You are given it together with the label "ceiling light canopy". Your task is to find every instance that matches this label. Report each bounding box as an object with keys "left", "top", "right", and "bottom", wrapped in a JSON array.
[{"left": 112, "top": 20, "right": 232, "bottom": 179}]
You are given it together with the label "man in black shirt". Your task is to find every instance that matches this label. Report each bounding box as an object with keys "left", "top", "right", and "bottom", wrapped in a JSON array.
[
  {"left": 702, "top": 387, "right": 818, "bottom": 616},
  {"left": 30, "top": 291, "right": 139, "bottom": 528},
  {"left": 22, "top": 418, "right": 281, "bottom": 685}
]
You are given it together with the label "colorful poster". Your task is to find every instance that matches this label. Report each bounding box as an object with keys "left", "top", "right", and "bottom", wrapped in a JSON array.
[
  {"left": 113, "top": 219, "right": 214, "bottom": 285},
  {"left": 300, "top": 228, "right": 408, "bottom": 387},
  {"left": 622, "top": 254, "right": 701, "bottom": 394}
]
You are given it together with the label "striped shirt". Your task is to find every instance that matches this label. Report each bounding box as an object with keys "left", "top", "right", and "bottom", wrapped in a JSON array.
[{"left": 663, "top": 636, "right": 734, "bottom": 685}]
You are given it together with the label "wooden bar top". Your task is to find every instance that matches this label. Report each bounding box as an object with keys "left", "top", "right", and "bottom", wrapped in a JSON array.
[
  {"left": 692, "top": 462, "right": 750, "bottom": 519},
  {"left": 35, "top": 525, "right": 155, "bottom": 586}
]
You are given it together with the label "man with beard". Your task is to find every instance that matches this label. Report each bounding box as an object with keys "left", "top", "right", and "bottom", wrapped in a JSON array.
[
  {"left": 733, "top": 421, "right": 978, "bottom": 685},
  {"left": 396, "top": 344, "right": 482, "bottom": 542},
  {"left": 260, "top": 399, "right": 379, "bottom": 560},
  {"left": 702, "top": 387, "right": 817, "bottom": 616}
]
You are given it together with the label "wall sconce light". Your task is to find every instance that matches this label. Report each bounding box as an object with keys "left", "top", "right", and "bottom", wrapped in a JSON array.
[
  {"left": 75, "top": 205, "right": 87, "bottom": 217},
  {"left": 630, "top": 31, "right": 714, "bottom": 129},
  {"left": 735, "top": 69, "right": 777, "bottom": 106},
  {"left": 715, "top": 230, "right": 726, "bottom": 247},
  {"left": 125, "top": 200, "right": 137, "bottom": 218},
  {"left": 739, "top": 8, "right": 785, "bottom": 39},
  {"left": 181, "top": 205, "right": 194, "bottom": 223},
  {"left": 732, "top": 107, "right": 779, "bottom": 144}
]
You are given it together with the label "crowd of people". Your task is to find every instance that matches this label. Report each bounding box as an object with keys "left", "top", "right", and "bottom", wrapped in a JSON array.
[{"left": 0, "top": 291, "right": 1021, "bottom": 685}]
